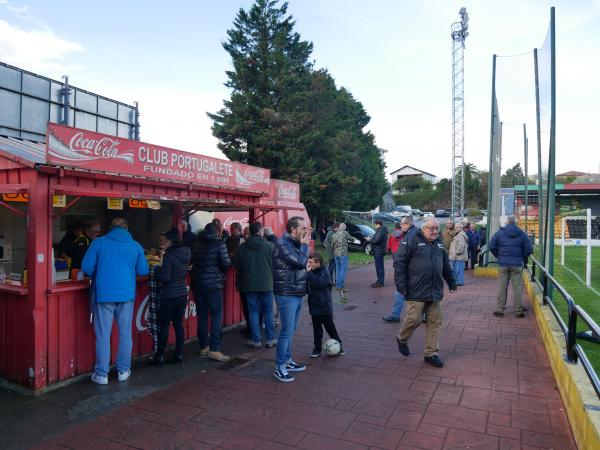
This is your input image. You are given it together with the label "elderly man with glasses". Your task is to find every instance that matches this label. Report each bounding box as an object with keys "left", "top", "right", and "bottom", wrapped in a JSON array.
[{"left": 394, "top": 217, "right": 457, "bottom": 367}]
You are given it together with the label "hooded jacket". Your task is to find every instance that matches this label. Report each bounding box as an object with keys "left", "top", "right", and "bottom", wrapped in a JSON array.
[
  {"left": 307, "top": 266, "right": 333, "bottom": 315},
  {"left": 489, "top": 223, "right": 532, "bottom": 267},
  {"left": 157, "top": 245, "right": 191, "bottom": 299},
  {"left": 236, "top": 235, "right": 274, "bottom": 293},
  {"left": 273, "top": 234, "right": 309, "bottom": 296},
  {"left": 371, "top": 225, "right": 388, "bottom": 253},
  {"left": 394, "top": 230, "right": 456, "bottom": 302},
  {"left": 81, "top": 227, "right": 149, "bottom": 303},
  {"left": 386, "top": 230, "right": 404, "bottom": 255},
  {"left": 190, "top": 230, "right": 231, "bottom": 291}
]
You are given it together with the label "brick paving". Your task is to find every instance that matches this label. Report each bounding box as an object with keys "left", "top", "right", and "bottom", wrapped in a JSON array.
[{"left": 37, "top": 260, "right": 576, "bottom": 449}]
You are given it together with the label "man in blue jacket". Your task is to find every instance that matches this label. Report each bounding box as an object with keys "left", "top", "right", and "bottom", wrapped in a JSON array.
[
  {"left": 272, "top": 216, "right": 310, "bottom": 382},
  {"left": 82, "top": 218, "right": 149, "bottom": 385},
  {"left": 489, "top": 215, "right": 532, "bottom": 318}
]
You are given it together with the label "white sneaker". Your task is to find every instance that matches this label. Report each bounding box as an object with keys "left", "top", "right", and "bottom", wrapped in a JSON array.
[
  {"left": 117, "top": 369, "right": 131, "bottom": 382},
  {"left": 91, "top": 373, "right": 108, "bottom": 385}
]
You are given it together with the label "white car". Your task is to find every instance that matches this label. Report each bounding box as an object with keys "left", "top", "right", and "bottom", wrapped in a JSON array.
[{"left": 422, "top": 211, "right": 434, "bottom": 218}]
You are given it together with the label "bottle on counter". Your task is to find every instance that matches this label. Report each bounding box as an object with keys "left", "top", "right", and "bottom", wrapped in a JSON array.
[{"left": 0, "top": 265, "right": 5, "bottom": 283}]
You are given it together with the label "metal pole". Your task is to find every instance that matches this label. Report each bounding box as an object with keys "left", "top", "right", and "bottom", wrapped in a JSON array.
[
  {"left": 487, "top": 55, "right": 497, "bottom": 249},
  {"left": 561, "top": 217, "right": 565, "bottom": 266},
  {"left": 134, "top": 101, "right": 140, "bottom": 141},
  {"left": 546, "top": 6, "right": 557, "bottom": 289},
  {"left": 523, "top": 124, "right": 529, "bottom": 229},
  {"left": 534, "top": 48, "right": 544, "bottom": 266},
  {"left": 61, "top": 75, "right": 71, "bottom": 126},
  {"left": 587, "top": 208, "right": 592, "bottom": 287}
]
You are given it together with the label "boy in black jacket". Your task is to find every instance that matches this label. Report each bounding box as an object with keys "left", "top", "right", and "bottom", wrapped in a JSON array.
[{"left": 307, "top": 253, "right": 344, "bottom": 358}]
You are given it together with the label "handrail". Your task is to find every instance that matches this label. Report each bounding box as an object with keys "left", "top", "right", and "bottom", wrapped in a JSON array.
[{"left": 528, "top": 255, "right": 600, "bottom": 398}]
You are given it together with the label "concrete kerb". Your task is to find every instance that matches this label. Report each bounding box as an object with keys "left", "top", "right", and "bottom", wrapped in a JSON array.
[{"left": 522, "top": 270, "right": 600, "bottom": 450}]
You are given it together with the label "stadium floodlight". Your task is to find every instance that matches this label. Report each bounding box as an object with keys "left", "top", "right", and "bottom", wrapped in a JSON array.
[{"left": 451, "top": 8, "right": 469, "bottom": 219}]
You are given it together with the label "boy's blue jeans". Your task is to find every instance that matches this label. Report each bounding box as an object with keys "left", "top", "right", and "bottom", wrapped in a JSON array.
[
  {"left": 274, "top": 295, "right": 302, "bottom": 369},
  {"left": 93, "top": 301, "right": 134, "bottom": 377},
  {"left": 246, "top": 291, "right": 275, "bottom": 343}
]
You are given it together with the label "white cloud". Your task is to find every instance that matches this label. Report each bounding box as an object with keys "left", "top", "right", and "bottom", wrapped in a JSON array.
[
  {"left": 6, "top": 5, "right": 32, "bottom": 21},
  {"left": 0, "top": 19, "right": 84, "bottom": 75}
]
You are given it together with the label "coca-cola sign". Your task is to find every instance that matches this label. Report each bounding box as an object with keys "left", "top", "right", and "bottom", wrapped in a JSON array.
[
  {"left": 46, "top": 124, "right": 270, "bottom": 193},
  {"left": 275, "top": 180, "right": 300, "bottom": 202}
]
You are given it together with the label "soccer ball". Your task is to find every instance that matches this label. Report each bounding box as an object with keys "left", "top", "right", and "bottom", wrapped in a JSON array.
[{"left": 324, "top": 339, "right": 341, "bottom": 356}]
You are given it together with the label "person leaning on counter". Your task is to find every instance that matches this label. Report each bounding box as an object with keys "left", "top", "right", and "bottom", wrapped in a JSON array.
[{"left": 82, "top": 217, "right": 149, "bottom": 385}]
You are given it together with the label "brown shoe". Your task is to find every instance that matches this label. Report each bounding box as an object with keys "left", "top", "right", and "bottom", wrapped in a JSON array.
[
  {"left": 208, "top": 351, "right": 230, "bottom": 362},
  {"left": 199, "top": 346, "right": 209, "bottom": 357}
]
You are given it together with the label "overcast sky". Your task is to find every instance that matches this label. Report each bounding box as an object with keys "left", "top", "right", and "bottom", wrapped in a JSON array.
[{"left": 1, "top": 0, "right": 599, "bottom": 180}]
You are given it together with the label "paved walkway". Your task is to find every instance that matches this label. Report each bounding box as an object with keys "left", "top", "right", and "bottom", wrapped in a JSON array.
[{"left": 35, "top": 260, "right": 576, "bottom": 449}]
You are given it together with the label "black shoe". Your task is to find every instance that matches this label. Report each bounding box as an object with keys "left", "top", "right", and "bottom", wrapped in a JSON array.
[
  {"left": 521, "top": 306, "right": 528, "bottom": 311},
  {"left": 493, "top": 311, "right": 504, "bottom": 317},
  {"left": 383, "top": 316, "right": 400, "bottom": 323},
  {"left": 167, "top": 355, "right": 184, "bottom": 364},
  {"left": 371, "top": 282, "right": 383, "bottom": 288},
  {"left": 396, "top": 337, "right": 409, "bottom": 356},
  {"left": 148, "top": 355, "right": 165, "bottom": 366},
  {"left": 424, "top": 355, "right": 444, "bottom": 368},
  {"left": 310, "top": 350, "right": 321, "bottom": 358},
  {"left": 515, "top": 312, "right": 525, "bottom": 318}
]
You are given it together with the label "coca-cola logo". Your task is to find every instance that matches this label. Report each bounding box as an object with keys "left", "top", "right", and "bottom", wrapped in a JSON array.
[
  {"left": 222, "top": 216, "right": 250, "bottom": 228},
  {"left": 277, "top": 185, "right": 298, "bottom": 201},
  {"left": 135, "top": 295, "right": 197, "bottom": 332},
  {"left": 243, "top": 168, "right": 268, "bottom": 183},
  {"left": 66, "top": 132, "right": 134, "bottom": 164}
]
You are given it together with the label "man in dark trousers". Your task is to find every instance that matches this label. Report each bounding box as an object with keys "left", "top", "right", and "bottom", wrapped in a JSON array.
[
  {"left": 394, "top": 217, "right": 456, "bottom": 368},
  {"left": 489, "top": 215, "right": 532, "bottom": 318},
  {"left": 236, "top": 222, "right": 276, "bottom": 349},
  {"left": 371, "top": 219, "right": 388, "bottom": 287}
]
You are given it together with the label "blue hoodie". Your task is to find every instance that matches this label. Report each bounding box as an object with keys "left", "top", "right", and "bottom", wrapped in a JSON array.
[
  {"left": 82, "top": 227, "right": 149, "bottom": 302},
  {"left": 488, "top": 223, "right": 532, "bottom": 267}
]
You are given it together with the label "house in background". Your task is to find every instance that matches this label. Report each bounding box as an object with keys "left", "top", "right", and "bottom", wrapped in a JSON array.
[{"left": 390, "top": 165, "right": 438, "bottom": 184}]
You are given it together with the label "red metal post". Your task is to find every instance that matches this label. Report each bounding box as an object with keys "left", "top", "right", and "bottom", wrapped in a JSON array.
[{"left": 27, "top": 171, "right": 51, "bottom": 389}]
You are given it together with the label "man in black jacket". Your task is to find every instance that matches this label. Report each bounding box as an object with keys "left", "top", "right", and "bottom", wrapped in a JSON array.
[
  {"left": 236, "top": 222, "right": 276, "bottom": 349},
  {"left": 191, "top": 223, "right": 232, "bottom": 362},
  {"left": 272, "top": 216, "right": 310, "bottom": 382},
  {"left": 394, "top": 217, "right": 457, "bottom": 368},
  {"left": 371, "top": 219, "right": 388, "bottom": 287}
]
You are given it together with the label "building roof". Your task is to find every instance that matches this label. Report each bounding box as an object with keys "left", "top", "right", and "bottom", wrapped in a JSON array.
[
  {"left": 557, "top": 171, "right": 590, "bottom": 177},
  {"left": 390, "top": 165, "right": 437, "bottom": 178}
]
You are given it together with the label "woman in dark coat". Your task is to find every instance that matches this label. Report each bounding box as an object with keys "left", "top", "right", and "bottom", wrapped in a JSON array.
[{"left": 150, "top": 229, "right": 191, "bottom": 365}]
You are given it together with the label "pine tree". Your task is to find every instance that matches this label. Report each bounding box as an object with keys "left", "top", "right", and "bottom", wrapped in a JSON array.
[{"left": 209, "top": 0, "right": 387, "bottom": 219}]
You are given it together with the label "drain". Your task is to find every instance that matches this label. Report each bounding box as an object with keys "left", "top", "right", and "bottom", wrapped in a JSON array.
[
  {"left": 343, "top": 305, "right": 358, "bottom": 311},
  {"left": 217, "top": 357, "right": 249, "bottom": 371}
]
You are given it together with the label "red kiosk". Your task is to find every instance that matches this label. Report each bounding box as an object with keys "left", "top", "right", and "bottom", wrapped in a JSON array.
[{"left": 0, "top": 124, "right": 309, "bottom": 390}]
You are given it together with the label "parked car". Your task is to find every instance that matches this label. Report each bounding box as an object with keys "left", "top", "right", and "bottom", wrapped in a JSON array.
[
  {"left": 372, "top": 212, "right": 401, "bottom": 223},
  {"left": 412, "top": 209, "right": 424, "bottom": 217},
  {"left": 423, "top": 211, "right": 434, "bottom": 218},
  {"left": 435, "top": 209, "right": 450, "bottom": 217},
  {"left": 345, "top": 223, "right": 376, "bottom": 254},
  {"left": 391, "top": 205, "right": 412, "bottom": 218}
]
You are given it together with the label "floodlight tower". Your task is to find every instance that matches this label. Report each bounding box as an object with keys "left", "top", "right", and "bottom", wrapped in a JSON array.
[{"left": 451, "top": 7, "right": 469, "bottom": 218}]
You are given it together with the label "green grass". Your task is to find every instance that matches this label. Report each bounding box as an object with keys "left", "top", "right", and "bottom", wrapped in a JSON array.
[
  {"left": 533, "top": 245, "right": 600, "bottom": 373},
  {"left": 314, "top": 242, "right": 390, "bottom": 266}
]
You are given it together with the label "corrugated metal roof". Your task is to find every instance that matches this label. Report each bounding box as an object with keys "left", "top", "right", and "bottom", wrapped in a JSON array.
[{"left": 0, "top": 136, "right": 46, "bottom": 166}]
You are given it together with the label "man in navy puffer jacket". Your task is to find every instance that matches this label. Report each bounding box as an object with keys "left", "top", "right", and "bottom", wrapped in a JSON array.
[
  {"left": 272, "top": 216, "right": 310, "bottom": 383},
  {"left": 489, "top": 215, "right": 532, "bottom": 318}
]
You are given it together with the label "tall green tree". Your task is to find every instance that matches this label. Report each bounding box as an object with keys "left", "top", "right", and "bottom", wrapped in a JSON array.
[{"left": 209, "top": 0, "right": 387, "bottom": 219}]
